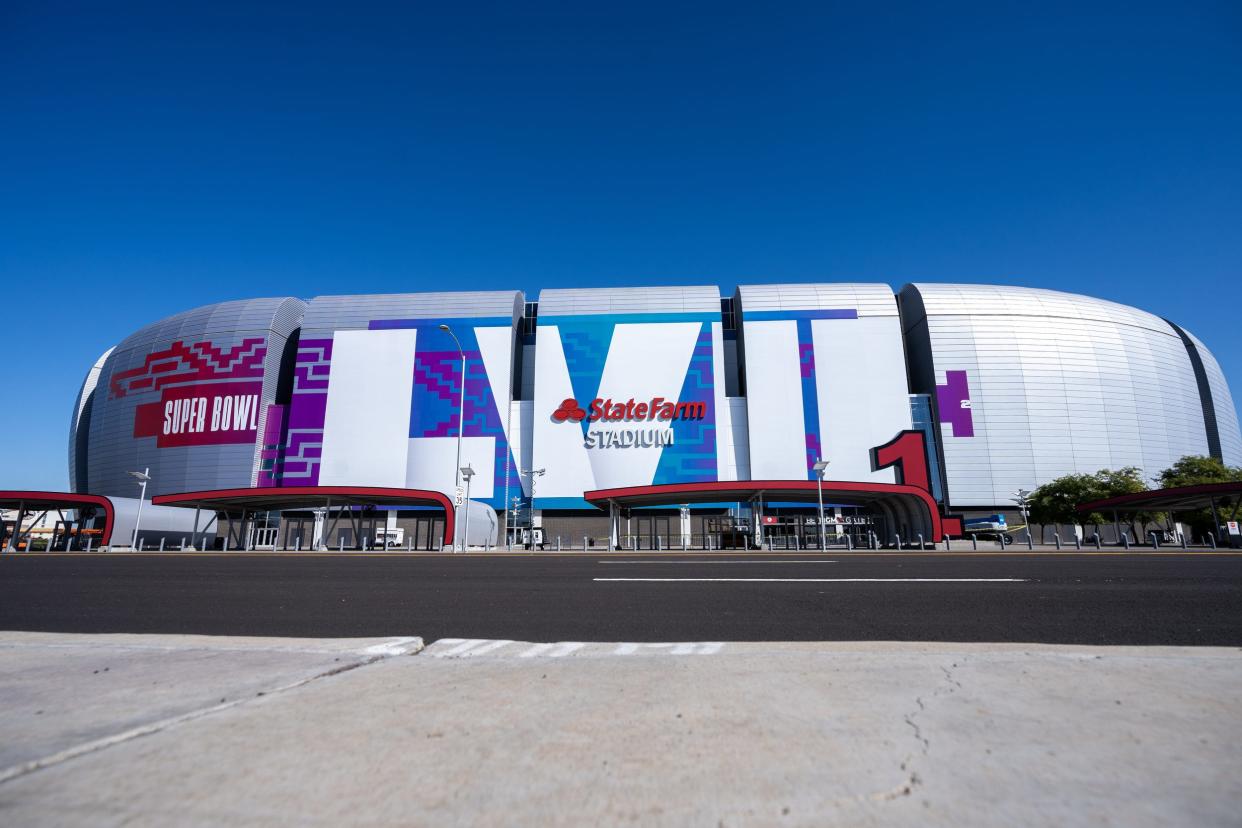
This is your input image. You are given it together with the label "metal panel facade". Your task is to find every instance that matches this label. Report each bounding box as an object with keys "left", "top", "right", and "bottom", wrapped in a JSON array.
[
  {"left": 68, "top": 347, "right": 114, "bottom": 493},
  {"left": 85, "top": 298, "right": 306, "bottom": 498},
  {"left": 74, "top": 284, "right": 1240, "bottom": 512},
  {"left": 901, "top": 283, "right": 1218, "bottom": 507}
]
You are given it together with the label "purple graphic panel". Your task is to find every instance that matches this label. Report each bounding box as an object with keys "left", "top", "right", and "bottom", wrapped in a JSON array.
[
  {"left": 936, "top": 370, "right": 975, "bottom": 437},
  {"left": 277, "top": 338, "right": 334, "bottom": 485}
]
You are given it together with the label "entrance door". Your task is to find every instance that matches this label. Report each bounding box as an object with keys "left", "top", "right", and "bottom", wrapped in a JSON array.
[
  {"left": 284, "top": 517, "right": 313, "bottom": 550},
  {"left": 636, "top": 516, "right": 672, "bottom": 550}
]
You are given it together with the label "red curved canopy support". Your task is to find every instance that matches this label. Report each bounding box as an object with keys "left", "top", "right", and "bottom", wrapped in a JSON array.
[{"left": 0, "top": 491, "right": 115, "bottom": 546}]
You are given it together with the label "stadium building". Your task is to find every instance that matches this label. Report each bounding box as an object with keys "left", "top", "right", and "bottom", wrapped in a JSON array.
[{"left": 49, "top": 283, "right": 1241, "bottom": 551}]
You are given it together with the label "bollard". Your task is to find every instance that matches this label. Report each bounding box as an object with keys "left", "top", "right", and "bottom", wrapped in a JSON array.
[
  {"left": 338, "top": 537, "right": 344, "bottom": 553},
  {"left": 682, "top": 534, "right": 688, "bottom": 551},
  {"left": 917, "top": 533, "right": 924, "bottom": 550},
  {"left": 1054, "top": 532, "right": 1061, "bottom": 550},
  {"left": 1122, "top": 532, "right": 1129, "bottom": 550},
  {"left": 181, "top": 537, "right": 186, "bottom": 551},
  {"left": 1074, "top": 534, "right": 1081, "bottom": 550},
  {"left": 139, "top": 539, "right": 145, "bottom": 551},
  {"left": 971, "top": 533, "right": 978, "bottom": 550},
  {"left": 847, "top": 534, "right": 853, "bottom": 551},
  {"left": 1150, "top": 531, "right": 1159, "bottom": 550},
  {"left": 557, "top": 536, "right": 562, "bottom": 552},
  {"left": 1026, "top": 531, "right": 1033, "bottom": 551},
  {"left": 1181, "top": 532, "right": 1187, "bottom": 550},
  {"left": 794, "top": 534, "right": 800, "bottom": 551},
  {"left": 294, "top": 538, "right": 301, "bottom": 552},
  {"left": 159, "top": 537, "right": 165, "bottom": 552},
  {"left": 944, "top": 535, "right": 950, "bottom": 551},
  {"left": 408, "top": 537, "right": 413, "bottom": 552},
  {"left": 1209, "top": 532, "right": 1216, "bottom": 550},
  {"left": 1093, "top": 533, "right": 1101, "bottom": 550},
  {"left": 583, "top": 535, "right": 588, "bottom": 551},
  {"left": 657, "top": 535, "right": 663, "bottom": 551},
  {"left": 86, "top": 538, "right": 93, "bottom": 552},
  {"left": 223, "top": 536, "right": 229, "bottom": 552},
  {"left": 999, "top": 533, "right": 1006, "bottom": 550}
]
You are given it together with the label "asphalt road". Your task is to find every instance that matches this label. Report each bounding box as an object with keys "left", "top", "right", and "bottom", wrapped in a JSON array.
[{"left": 2, "top": 552, "right": 1241, "bottom": 645}]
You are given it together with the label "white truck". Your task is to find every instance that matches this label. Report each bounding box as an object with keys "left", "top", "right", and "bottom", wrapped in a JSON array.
[{"left": 374, "top": 527, "right": 405, "bottom": 549}]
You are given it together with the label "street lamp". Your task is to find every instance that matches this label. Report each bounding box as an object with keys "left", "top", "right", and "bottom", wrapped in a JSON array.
[
  {"left": 127, "top": 468, "right": 151, "bottom": 549},
  {"left": 1010, "top": 488, "right": 1033, "bottom": 544},
  {"left": 520, "top": 467, "right": 545, "bottom": 549},
  {"left": 812, "top": 458, "right": 830, "bottom": 549},
  {"left": 438, "top": 324, "right": 467, "bottom": 551},
  {"left": 460, "top": 464, "right": 475, "bottom": 552}
]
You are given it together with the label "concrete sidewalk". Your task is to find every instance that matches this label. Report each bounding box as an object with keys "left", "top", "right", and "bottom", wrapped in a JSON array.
[{"left": 1, "top": 633, "right": 1239, "bottom": 826}]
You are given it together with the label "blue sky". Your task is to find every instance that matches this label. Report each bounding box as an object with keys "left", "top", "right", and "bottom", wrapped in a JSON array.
[{"left": 2, "top": 1, "right": 1239, "bottom": 489}]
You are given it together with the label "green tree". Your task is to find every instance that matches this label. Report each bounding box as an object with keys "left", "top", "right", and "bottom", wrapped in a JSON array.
[
  {"left": 1094, "top": 466, "right": 1160, "bottom": 541},
  {"left": 1158, "top": 455, "right": 1242, "bottom": 488},
  {"left": 1030, "top": 473, "right": 1105, "bottom": 539}
]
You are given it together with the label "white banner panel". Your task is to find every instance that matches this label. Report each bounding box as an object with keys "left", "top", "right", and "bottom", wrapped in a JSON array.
[
  {"left": 319, "top": 328, "right": 418, "bottom": 487},
  {"left": 743, "top": 321, "right": 806, "bottom": 479},
  {"left": 531, "top": 325, "right": 596, "bottom": 497},
  {"left": 812, "top": 317, "right": 909, "bottom": 482},
  {"left": 405, "top": 436, "right": 497, "bottom": 499}
]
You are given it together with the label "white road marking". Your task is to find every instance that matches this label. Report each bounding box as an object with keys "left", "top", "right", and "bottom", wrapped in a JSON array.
[
  {"left": 425, "top": 640, "right": 727, "bottom": 658},
  {"left": 597, "top": 560, "right": 838, "bottom": 564},
  {"left": 434, "top": 638, "right": 493, "bottom": 656},
  {"left": 519, "top": 641, "right": 585, "bottom": 658},
  {"left": 593, "top": 578, "right": 1028, "bottom": 583},
  {"left": 361, "top": 637, "right": 424, "bottom": 657},
  {"left": 613, "top": 642, "right": 724, "bottom": 655}
]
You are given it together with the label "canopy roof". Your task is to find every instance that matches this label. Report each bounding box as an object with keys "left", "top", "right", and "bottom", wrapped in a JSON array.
[
  {"left": 152, "top": 486, "right": 455, "bottom": 547},
  {"left": 584, "top": 480, "right": 944, "bottom": 541},
  {"left": 1077, "top": 481, "right": 1242, "bottom": 513},
  {"left": 0, "top": 491, "right": 115, "bottom": 545}
]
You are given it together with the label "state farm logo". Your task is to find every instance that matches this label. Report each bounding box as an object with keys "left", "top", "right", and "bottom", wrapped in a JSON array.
[
  {"left": 552, "top": 396, "right": 707, "bottom": 449},
  {"left": 552, "top": 398, "right": 587, "bottom": 422},
  {"left": 551, "top": 396, "right": 705, "bottom": 423}
]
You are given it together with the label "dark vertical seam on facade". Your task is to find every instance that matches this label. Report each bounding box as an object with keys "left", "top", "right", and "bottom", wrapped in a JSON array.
[{"left": 1166, "top": 319, "right": 1222, "bottom": 461}]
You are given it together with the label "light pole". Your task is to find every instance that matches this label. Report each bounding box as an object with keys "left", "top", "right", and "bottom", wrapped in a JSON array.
[
  {"left": 812, "top": 458, "right": 830, "bottom": 549},
  {"left": 127, "top": 468, "right": 151, "bottom": 549},
  {"left": 521, "top": 467, "right": 545, "bottom": 549},
  {"left": 460, "top": 464, "right": 475, "bottom": 551},
  {"left": 438, "top": 324, "right": 467, "bottom": 551},
  {"left": 1010, "top": 488, "right": 1032, "bottom": 544}
]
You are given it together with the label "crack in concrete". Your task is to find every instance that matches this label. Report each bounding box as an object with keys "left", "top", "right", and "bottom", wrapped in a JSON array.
[{"left": 888, "top": 657, "right": 969, "bottom": 804}]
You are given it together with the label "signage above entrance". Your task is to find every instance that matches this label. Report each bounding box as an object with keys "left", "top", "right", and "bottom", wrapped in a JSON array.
[{"left": 552, "top": 397, "right": 706, "bottom": 423}]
